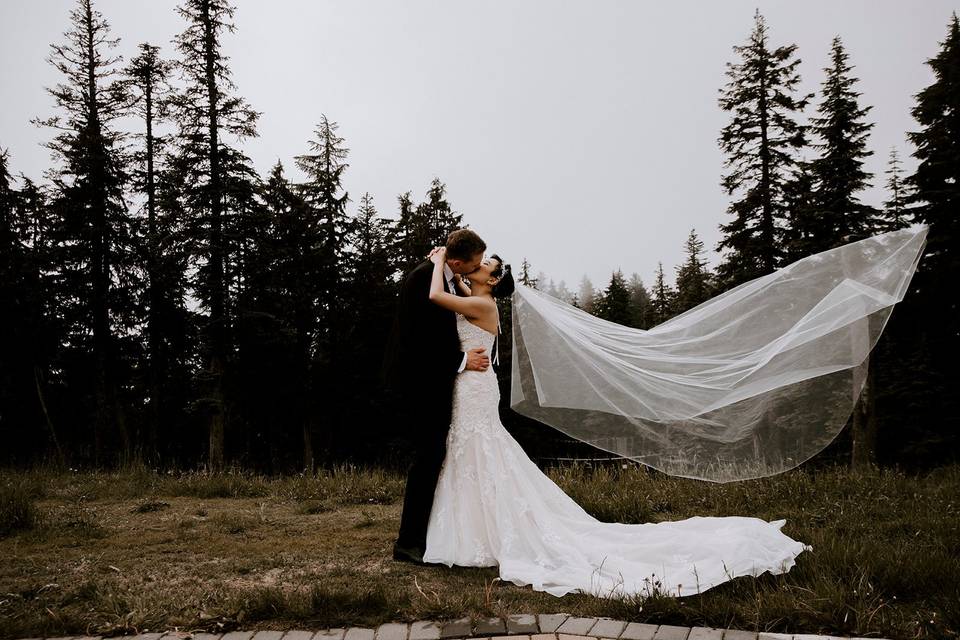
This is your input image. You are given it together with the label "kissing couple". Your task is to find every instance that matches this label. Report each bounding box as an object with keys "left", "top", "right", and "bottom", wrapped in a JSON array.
[{"left": 382, "top": 228, "right": 809, "bottom": 599}]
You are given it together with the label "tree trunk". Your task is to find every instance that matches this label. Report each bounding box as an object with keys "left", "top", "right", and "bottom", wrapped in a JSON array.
[
  {"left": 34, "top": 365, "right": 65, "bottom": 467},
  {"left": 852, "top": 354, "right": 877, "bottom": 468},
  {"left": 203, "top": 1, "right": 226, "bottom": 473},
  {"left": 84, "top": 0, "right": 129, "bottom": 467},
  {"left": 145, "top": 67, "right": 162, "bottom": 464}
]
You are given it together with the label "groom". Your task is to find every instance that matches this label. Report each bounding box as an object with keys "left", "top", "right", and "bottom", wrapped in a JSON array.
[{"left": 382, "top": 228, "right": 490, "bottom": 564}]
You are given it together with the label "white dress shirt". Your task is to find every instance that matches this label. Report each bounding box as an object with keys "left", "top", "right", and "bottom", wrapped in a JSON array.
[{"left": 444, "top": 263, "right": 468, "bottom": 373}]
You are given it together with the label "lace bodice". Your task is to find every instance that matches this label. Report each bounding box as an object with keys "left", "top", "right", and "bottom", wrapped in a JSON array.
[
  {"left": 456, "top": 312, "right": 497, "bottom": 355},
  {"left": 451, "top": 313, "right": 499, "bottom": 418}
]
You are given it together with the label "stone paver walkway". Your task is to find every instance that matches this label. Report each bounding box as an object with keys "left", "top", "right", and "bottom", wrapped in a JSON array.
[{"left": 9, "top": 613, "right": 891, "bottom": 640}]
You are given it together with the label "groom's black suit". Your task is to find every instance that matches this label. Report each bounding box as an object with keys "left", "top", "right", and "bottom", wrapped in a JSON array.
[{"left": 382, "top": 259, "right": 466, "bottom": 553}]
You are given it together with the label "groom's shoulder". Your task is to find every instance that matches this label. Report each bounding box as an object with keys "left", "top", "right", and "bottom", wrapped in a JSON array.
[
  {"left": 405, "top": 260, "right": 433, "bottom": 282},
  {"left": 398, "top": 260, "right": 432, "bottom": 294}
]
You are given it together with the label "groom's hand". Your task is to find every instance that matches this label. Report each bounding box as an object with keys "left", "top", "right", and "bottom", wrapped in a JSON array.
[{"left": 465, "top": 347, "right": 490, "bottom": 372}]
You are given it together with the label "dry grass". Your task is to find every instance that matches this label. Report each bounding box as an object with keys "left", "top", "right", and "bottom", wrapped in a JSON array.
[{"left": 0, "top": 460, "right": 957, "bottom": 640}]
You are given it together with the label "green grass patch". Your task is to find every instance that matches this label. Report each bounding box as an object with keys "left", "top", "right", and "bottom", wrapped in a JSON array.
[{"left": 0, "top": 460, "right": 957, "bottom": 639}]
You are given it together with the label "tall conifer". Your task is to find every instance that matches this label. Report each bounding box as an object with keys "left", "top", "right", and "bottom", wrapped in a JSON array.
[{"left": 717, "top": 10, "right": 811, "bottom": 287}]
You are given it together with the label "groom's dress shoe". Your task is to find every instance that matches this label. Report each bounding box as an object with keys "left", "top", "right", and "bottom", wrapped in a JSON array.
[{"left": 392, "top": 543, "right": 426, "bottom": 565}]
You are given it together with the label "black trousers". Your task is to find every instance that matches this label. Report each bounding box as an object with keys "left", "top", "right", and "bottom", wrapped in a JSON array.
[{"left": 395, "top": 385, "right": 454, "bottom": 551}]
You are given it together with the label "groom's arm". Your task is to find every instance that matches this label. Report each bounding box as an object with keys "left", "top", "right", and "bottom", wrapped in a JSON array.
[{"left": 405, "top": 263, "right": 469, "bottom": 375}]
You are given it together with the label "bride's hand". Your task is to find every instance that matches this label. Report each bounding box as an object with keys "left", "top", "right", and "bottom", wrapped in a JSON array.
[{"left": 429, "top": 247, "right": 446, "bottom": 265}]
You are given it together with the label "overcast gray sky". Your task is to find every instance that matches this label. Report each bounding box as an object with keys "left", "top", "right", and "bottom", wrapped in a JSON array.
[{"left": 0, "top": 1, "right": 954, "bottom": 289}]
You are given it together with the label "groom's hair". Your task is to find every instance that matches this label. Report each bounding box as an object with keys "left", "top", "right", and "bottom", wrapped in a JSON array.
[{"left": 445, "top": 228, "right": 486, "bottom": 260}]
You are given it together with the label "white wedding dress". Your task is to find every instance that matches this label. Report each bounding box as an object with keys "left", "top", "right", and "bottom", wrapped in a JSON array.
[{"left": 422, "top": 313, "right": 812, "bottom": 598}]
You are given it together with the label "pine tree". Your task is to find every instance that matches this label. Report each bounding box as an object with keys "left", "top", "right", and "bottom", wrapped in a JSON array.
[
  {"left": 595, "top": 270, "right": 632, "bottom": 326},
  {"left": 295, "top": 115, "right": 351, "bottom": 276},
  {"left": 293, "top": 116, "right": 352, "bottom": 462},
  {"left": 0, "top": 149, "right": 15, "bottom": 311},
  {"left": 716, "top": 10, "right": 811, "bottom": 288},
  {"left": 32, "top": 0, "right": 138, "bottom": 467},
  {"left": 673, "top": 229, "right": 713, "bottom": 314},
  {"left": 124, "top": 42, "right": 178, "bottom": 463},
  {"left": 344, "top": 192, "right": 396, "bottom": 453},
  {"left": 391, "top": 178, "right": 463, "bottom": 275},
  {"left": 782, "top": 160, "right": 819, "bottom": 261},
  {"left": 626, "top": 273, "right": 652, "bottom": 329},
  {"left": 543, "top": 277, "right": 558, "bottom": 298},
  {"left": 233, "top": 162, "right": 293, "bottom": 473},
  {"left": 391, "top": 190, "right": 422, "bottom": 275},
  {"left": 881, "top": 147, "right": 909, "bottom": 230},
  {"left": 802, "top": 36, "right": 878, "bottom": 469},
  {"left": 0, "top": 149, "right": 23, "bottom": 458},
  {"left": 0, "top": 156, "right": 66, "bottom": 465},
  {"left": 554, "top": 280, "right": 574, "bottom": 304},
  {"left": 807, "top": 36, "right": 877, "bottom": 246},
  {"left": 170, "top": 0, "right": 260, "bottom": 471},
  {"left": 907, "top": 14, "right": 960, "bottom": 322},
  {"left": 422, "top": 177, "right": 463, "bottom": 247},
  {"left": 577, "top": 275, "right": 595, "bottom": 313},
  {"left": 650, "top": 262, "right": 675, "bottom": 326},
  {"left": 351, "top": 193, "right": 393, "bottom": 288},
  {"left": 254, "top": 161, "right": 317, "bottom": 471},
  {"left": 150, "top": 148, "right": 201, "bottom": 467},
  {"left": 901, "top": 13, "right": 960, "bottom": 462},
  {"left": 518, "top": 258, "right": 538, "bottom": 288}
]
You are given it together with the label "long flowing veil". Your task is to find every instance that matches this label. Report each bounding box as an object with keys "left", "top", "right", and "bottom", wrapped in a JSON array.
[{"left": 509, "top": 225, "right": 929, "bottom": 482}]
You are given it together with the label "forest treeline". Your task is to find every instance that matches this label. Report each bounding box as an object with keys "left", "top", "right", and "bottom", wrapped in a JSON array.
[{"left": 1, "top": 2, "right": 957, "bottom": 473}]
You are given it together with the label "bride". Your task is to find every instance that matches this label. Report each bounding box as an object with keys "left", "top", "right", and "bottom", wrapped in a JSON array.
[{"left": 418, "top": 246, "right": 811, "bottom": 598}]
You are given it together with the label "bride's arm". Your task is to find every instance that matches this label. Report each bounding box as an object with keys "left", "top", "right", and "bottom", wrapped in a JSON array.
[
  {"left": 453, "top": 274, "right": 472, "bottom": 296},
  {"left": 428, "top": 250, "right": 489, "bottom": 318}
]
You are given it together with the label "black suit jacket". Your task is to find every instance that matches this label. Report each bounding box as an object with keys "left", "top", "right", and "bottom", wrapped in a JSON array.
[{"left": 382, "top": 260, "right": 465, "bottom": 400}]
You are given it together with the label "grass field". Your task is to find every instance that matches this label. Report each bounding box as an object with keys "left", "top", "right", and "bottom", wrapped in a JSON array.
[{"left": 0, "top": 460, "right": 957, "bottom": 640}]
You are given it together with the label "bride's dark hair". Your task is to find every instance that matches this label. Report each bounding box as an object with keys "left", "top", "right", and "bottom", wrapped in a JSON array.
[{"left": 489, "top": 254, "right": 515, "bottom": 299}]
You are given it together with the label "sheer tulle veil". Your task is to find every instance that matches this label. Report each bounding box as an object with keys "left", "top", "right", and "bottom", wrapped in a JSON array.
[{"left": 509, "top": 225, "right": 929, "bottom": 482}]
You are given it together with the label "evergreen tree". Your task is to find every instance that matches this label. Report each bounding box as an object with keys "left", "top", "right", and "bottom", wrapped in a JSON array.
[
  {"left": 650, "top": 262, "right": 675, "bottom": 326},
  {"left": 626, "top": 273, "right": 652, "bottom": 329},
  {"left": 673, "top": 229, "right": 713, "bottom": 314},
  {"left": 391, "top": 190, "right": 422, "bottom": 275},
  {"left": 543, "top": 277, "right": 558, "bottom": 298},
  {"left": 124, "top": 42, "right": 180, "bottom": 463},
  {"left": 293, "top": 116, "right": 352, "bottom": 462},
  {"left": 344, "top": 192, "right": 396, "bottom": 455},
  {"left": 32, "top": 0, "right": 138, "bottom": 467},
  {"left": 907, "top": 14, "right": 960, "bottom": 320},
  {"left": 390, "top": 179, "right": 461, "bottom": 275},
  {"left": 595, "top": 270, "right": 632, "bottom": 326},
  {"left": 900, "top": 13, "right": 960, "bottom": 463},
  {"left": 577, "top": 275, "right": 596, "bottom": 313},
  {"left": 351, "top": 192, "right": 394, "bottom": 290},
  {"left": 295, "top": 116, "right": 351, "bottom": 276},
  {"left": 170, "top": 0, "right": 260, "bottom": 471},
  {"left": 807, "top": 36, "right": 877, "bottom": 245},
  {"left": 554, "top": 280, "right": 574, "bottom": 304},
  {"left": 881, "top": 147, "right": 909, "bottom": 230},
  {"left": 782, "top": 160, "right": 819, "bottom": 261},
  {"left": 422, "top": 177, "right": 463, "bottom": 248},
  {"left": 151, "top": 147, "right": 202, "bottom": 467},
  {"left": 788, "top": 35, "right": 878, "bottom": 470},
  {"left": 233, "top": 162, "right": 294, "bottom": 472},
  {"left": 0, "top": 150, "right": 26, "bottom": 459},
  {"left": 254, "top": 161, "right": 315, "bottom": 471},
  {"left": 717, "top": 10, "right": 811, "bottom": 288},
  {"left": 518, "top": 258, "right": 538, "bottom": 288},
  {"left": 0, "top": 158, "right": 65, "bottom": 465}
]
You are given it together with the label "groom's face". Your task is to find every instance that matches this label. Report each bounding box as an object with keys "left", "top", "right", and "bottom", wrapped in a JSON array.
[{"left": 448, "top": 251, "right": 484, "bottom": 276}]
